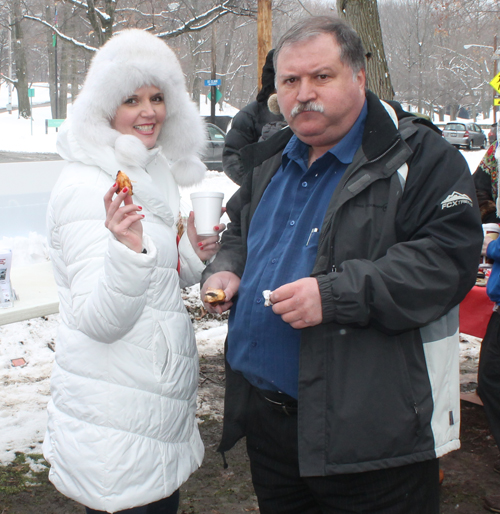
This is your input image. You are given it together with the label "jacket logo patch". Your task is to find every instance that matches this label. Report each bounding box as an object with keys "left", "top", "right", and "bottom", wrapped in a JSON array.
[{"left": 441, "top": 191, "right": 473, "bottom": 209}]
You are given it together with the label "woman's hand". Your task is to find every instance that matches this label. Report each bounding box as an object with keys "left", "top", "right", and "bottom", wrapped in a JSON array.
[
  {"left": 104, "top": 183, "right": 145, "bottom": 253},
  {"left": 187, "top": 210, "right": 225, "bottom": 262}
]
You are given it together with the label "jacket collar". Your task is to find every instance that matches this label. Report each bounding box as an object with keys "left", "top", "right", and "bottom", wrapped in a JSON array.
[
  {"left": 361, "top": 90, "right": 402, "bottom": 162},
  {"left": 242, "top": 90, "right": 405, "bottom": 170}
]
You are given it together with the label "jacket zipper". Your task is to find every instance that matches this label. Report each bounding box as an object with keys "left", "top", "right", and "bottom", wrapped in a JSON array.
[{"left": 316, "top": 135, "right": 404, "bottom": 274}]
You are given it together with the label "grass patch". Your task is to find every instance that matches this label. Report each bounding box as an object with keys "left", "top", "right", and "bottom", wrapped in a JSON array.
[{"left": 0, "top": 452, "right": 48, "bottom": 496}]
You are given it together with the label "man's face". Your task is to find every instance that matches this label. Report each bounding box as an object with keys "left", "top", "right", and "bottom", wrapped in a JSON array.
[{"left": 276, "top": 33, "right": 366, "bottom": 153}]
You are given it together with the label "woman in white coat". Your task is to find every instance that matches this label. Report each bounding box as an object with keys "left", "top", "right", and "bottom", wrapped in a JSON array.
[{"left": 43, "top": 30, "right": 222, "bottom": 514}]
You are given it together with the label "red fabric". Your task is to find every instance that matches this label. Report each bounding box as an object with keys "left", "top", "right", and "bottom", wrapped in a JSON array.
[
  {"left": 176, "top": 234, "right": 181, "bottom": 274},
  {"left": 459, "top": 285, "right": 495, "bottom": 338}
]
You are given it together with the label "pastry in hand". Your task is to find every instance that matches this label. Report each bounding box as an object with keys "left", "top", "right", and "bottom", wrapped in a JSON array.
[
  {"left": 204, "top": 288, "right": 226, "bottom": 305},
  {"left": 116, "top": 170, "right": 133, "bottom": 196}
]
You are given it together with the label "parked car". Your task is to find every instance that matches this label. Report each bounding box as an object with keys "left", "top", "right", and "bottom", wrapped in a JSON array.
[
  {"left": 488, "top": 123, "right": 497, "bottom": 145},
  {"left": 442, "top": 122, "right": 487, "bottom": 150},
  {"left": 202, "top": 123, "right": 226, "bottom": 171}
]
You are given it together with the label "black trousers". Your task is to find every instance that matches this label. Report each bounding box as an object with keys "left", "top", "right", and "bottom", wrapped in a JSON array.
[
  {"left": 85, "top": 490, "right": 179, "bottom": 514},
  {"left": 245, "top": 385, "right": 440, "bottom": 514},
  {"left": 478, "top": 310, "right": 500, "bottom": 449}
]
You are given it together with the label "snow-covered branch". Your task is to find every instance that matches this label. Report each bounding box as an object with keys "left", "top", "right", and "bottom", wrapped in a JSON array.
[
  {"left": 23, "top": 16, "right": 97, "bottom": 52},
  {"left": 0, "top": 74, "right": 17, "bottom": 86},
  {"left": 64, "top": 0, "right": 111, "bottom": 24},
  {"left": 156, "top": 1, "right": 249, "bottom": 39}
]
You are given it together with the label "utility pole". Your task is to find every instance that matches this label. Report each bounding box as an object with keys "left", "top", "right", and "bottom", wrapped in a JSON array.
[
  {"left": 54, "top": 3, "right": 59, "bottom": 120},
  {"left": 210, "top": 22, "right": 216, "bottom": 125},
  {"left": 494, "top": 35, "right": 498, "bottom": 125},
  {"left": 257, "top": 0, "right": 272, "bottom": 89}
]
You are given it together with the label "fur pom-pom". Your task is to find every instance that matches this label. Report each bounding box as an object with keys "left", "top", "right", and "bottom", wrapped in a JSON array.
[
  {"left": 267, "top": 93, "right": 281, "bottom": 115},
  {"left": 169, "top": 156, "right": 207, "bottom": 186}
]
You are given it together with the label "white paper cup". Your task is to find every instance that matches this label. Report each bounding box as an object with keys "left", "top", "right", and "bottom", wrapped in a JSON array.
[
  {"left": 190, "top": 192, "right": 224, "bottom": 237},
  {"left": 484, "top": 223, "right": 500, "bottom": 240}
]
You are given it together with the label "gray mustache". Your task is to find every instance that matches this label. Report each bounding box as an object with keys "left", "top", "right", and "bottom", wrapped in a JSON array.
[{"left": 290, "top": 101, "right": 325, "bottom": 118}]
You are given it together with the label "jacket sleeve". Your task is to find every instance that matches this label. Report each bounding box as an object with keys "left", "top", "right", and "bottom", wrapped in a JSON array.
[
  {"left": 177, "top": 231, "right": 205, "bottom": 287},
  {"left": 201, "top": 173, "right": 252, "bottom": 285},
  {"left": 48, "top": 181, "right": 156, "bottom": 343},
  {"left": 222, "top": 108, "right": 259, "bottom": 185},
  {"left": 318, "top": 129, "right": 483, "bottom": 333}
]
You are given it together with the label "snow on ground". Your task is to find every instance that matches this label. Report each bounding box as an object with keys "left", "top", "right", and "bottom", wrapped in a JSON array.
[{"left": 0, "top": 88, "right": 491, "bottom": 465}]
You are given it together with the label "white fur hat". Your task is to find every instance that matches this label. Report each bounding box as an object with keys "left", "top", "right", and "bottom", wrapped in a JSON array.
[{"left": 66, "top": 29, "right": 206, "bottom": 184}]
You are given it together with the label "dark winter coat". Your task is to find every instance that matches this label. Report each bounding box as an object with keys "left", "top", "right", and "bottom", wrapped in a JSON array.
[
  {"left": 222, "top": 100, "right": 284, "bottom": 185},
  {"left": 204, "top": 91, "right": 482, "bottom": 476}
]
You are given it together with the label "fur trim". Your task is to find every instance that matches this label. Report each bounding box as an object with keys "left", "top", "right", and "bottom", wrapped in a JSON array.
[
  {"left": 169, "top": 156, "right": 207, "bottom": 186},
  {"left": 66, "top": 29, "right": 206, "bottom": 180},
  {"left": 267, "top": 93, "right": 281, "bottom": 115},
  {"left": 114, "top": 135, "right": 153, "bottom": 170}
]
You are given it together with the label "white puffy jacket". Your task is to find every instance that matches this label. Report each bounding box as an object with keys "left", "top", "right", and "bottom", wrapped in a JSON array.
[{"left": 43, "top": 29, "right": 208, "bottom": 513}]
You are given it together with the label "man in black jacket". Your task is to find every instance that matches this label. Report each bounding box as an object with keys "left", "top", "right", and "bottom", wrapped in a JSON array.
[
  {"left": 202, "top": 16, "right": 482, "bottom": 514},
  {"left": 222, "top": 49, "right": 285, "bottom": 185}
]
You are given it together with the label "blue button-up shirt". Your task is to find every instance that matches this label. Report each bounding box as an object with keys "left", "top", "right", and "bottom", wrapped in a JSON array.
[{"left": 227, "top": 102, "right": 367, "bottom": 398}]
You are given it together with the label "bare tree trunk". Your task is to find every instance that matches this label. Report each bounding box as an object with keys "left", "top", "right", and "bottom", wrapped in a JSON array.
[
  {"left": 70, "top": 45, "right": 79, "bottom": 104},
  {"left": 11, "top": 0, "right": 30, "bottom": 118},
  {"left": 45, "top": 3, "right": 57, "bottom": 118},
  {"left": 187, "top": 34, "right": 202, "bottom": 107},
  {"left": 450, "top": 104, "right": 458, "bottom": 121},
  {"left": 337, "top": 0, "right": 393, "bottom": 100},
  {"left": 58, "top": 40, "right": 69, "bottom": 118},
  {"left": 219, "top": 16, "right": 236, "bottom": 106}
]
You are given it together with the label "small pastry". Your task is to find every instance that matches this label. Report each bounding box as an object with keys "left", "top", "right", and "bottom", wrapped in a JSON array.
[{"left": 204, "top": 288, "right": 226, "bottom": 305}]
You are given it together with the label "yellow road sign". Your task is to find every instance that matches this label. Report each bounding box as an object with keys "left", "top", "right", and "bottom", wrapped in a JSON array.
[
  {"left": 490, "top": 72, "right": 500, "bottom": 94},
  {"left": 495, "top": 98, "right": 500, "bottom": 106}
]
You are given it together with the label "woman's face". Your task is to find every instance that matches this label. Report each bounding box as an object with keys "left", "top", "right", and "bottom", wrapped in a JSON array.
[{"left": 111, "top": 85, "right": 166, "bottom": 149}]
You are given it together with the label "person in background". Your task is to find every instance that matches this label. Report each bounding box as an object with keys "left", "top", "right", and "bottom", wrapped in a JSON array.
[
  {"left": 202, "top": 16, "right": 482, "bottom": 514},
  {"left": 43, "top": 29, "right": 224, "bottom": 514},
  {"left": 475, "top": 141, "right": 500, "bottom": 513},
  {"left": 489, "top": 123, "right": 497, "bottom": 146},
  {"left": 222, "top": 49, "right": 285, "bottom": 185},
  {"left": 475, "top": 140, "right": 500, "bottom": 224}
]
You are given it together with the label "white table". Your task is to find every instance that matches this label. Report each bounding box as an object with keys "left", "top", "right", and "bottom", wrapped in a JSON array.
[{"left": 0, "top": 261, "right": 59, "bottom": 326}]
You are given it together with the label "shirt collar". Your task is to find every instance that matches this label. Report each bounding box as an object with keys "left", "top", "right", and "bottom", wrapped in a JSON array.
[{"left": 283, "top": 100, "right": 368, "bottom": 167}]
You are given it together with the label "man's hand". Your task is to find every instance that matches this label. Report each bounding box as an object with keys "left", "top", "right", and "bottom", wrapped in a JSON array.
[
  {"left": 201, "top": 271, "right": 241, "bottom": 314},
  {"left": 271, "top": 278, "right": 322, "bottom": 329}
]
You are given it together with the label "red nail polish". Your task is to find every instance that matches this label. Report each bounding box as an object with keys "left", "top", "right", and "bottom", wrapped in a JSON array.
[
  {"left": 198, "top": 242, "right": 203, "bottom": 247},
  {"left": 112, "top": 183, "right": 117, "bottom": 187},
  {"left": 122, "top": 187, "right": 128, "bottom": 193},
  {"left": 214, "top": 226, "right": 220, "bottom": 231},
  {"left": 138, "top": 206, "right": 143, "bottom": 210},
  {"left": 141, "top": 214, "right": 145, "bottom": 218}
]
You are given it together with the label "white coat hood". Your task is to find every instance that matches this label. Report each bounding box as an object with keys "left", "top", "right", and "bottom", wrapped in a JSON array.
[{"left": 57, "top": 29, "right": 207, "bottom": 186}]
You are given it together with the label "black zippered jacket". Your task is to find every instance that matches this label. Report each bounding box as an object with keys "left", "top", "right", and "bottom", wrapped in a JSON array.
[{"left": 203, "top": 91, "right": 483, "bottom": 475}]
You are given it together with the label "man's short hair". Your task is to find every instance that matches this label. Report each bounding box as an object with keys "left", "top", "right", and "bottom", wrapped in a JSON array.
[{"left": 273, "top": 16, "right": 366, "bottom": 76}]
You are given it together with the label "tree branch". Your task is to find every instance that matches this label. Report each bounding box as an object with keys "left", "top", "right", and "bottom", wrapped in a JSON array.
[
  {"left": 63, "top": 0, "right": 110, "bottom": 24},
  {"left": 0, "top": 74, "right": 17, "bottom": 86},
  {"left": 23, "top": 15, "right": 97, "bottom": 52}
]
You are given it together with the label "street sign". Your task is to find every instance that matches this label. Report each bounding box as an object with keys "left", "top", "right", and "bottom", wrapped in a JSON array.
[
  {"left": 490, "top": 72, "right": 500, "bottom": 94},
  {"left": 204, "top": 79, "right": 221, "bottom": 87},
  {"left": 207, "top": 88, "right": 223, "bottom": 103},
  {"left": 28, "top": 88, "right": 35, "bottom": 98},
  {"left": 494, "top": 98, "right": 500, "bottom": 106}
]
